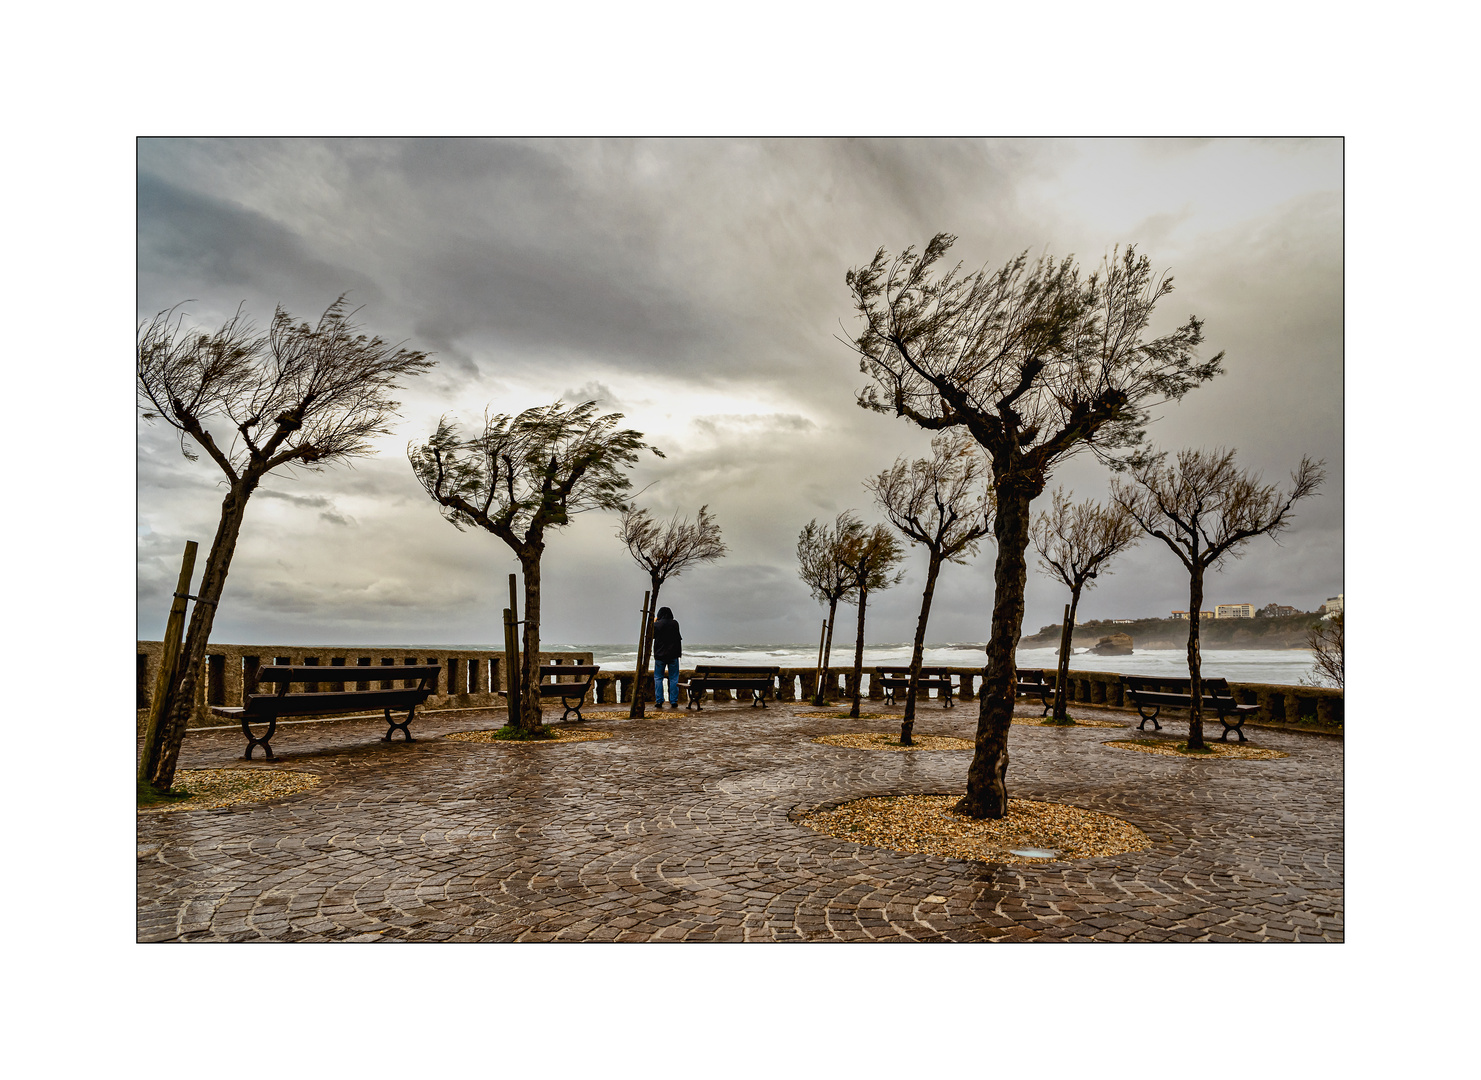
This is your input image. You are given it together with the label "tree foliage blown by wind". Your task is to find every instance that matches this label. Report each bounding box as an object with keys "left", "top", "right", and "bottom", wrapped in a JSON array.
[{"left": 847, "top": 233, "right": 1225, "bottom": 817}]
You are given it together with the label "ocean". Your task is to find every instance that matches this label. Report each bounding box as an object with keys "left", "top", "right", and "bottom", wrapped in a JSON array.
[{"left": 528, "top": 642, "right": 1320, "bottom": 689}]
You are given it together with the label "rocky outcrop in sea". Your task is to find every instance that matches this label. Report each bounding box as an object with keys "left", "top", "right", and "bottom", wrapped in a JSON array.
[{"left": 1091, "top": 632, "right": 1133, "bottom": 656}]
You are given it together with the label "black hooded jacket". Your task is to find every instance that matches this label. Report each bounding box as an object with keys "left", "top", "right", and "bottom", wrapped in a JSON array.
[{"left": 651, "top": 615, "right": 682, "bottom": 662}]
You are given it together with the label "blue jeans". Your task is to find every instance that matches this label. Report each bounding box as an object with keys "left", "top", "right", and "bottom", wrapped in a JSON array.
[{"left": 654, "top": 658, "right": 680, "bottom": 705}]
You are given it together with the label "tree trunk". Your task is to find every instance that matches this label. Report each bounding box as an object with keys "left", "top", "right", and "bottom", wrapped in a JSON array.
[
  {"left": 1054, "top": 591, "right": 1083, "bottom": 722},
  {"left": 957, "top": 485, "right": 1033, "bottom": 819},
  {"left": 144, "top": 477, "right": 258, "bottom": 791},
  {"left": 901, "top": 552, "right": 943, "bottom": 745},
  {"left": 814, "top": 597, "right": 839, "bottom": 706},
  {"left": 848, "top": 583, "right": 869, "bottom": 719},
  {"left": 519, "top": 550, "right": 545, "bottom": 731},
  {"left": 1186, "top": 566, "right": 1206, "bottom": 749}
]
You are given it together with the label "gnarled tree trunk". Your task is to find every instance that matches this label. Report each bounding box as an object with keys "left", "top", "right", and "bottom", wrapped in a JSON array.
[
  {"left": 957, "top": 485, "right": 1033, "bottom": 819},
  {"left": 519, "top": 550, "right": 545, "bottom": 731},
  {"left": 1186, "top": 567, "right": 1206, "bottom": 749}
]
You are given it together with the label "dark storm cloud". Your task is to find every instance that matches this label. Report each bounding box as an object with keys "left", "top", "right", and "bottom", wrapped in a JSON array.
[
  {"left": 136, "top": 138, "right": 1049, "bottom": 398},
  {"left": 137, "top": 171, "right": 385, "bottom": 315}
]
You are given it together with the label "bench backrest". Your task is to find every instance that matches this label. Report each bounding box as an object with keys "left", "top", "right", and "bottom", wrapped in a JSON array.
[
  {"left": 241, "top": 686, "right": 432, "bottom": 717},
  {"left": 1123, "top": 674, "right": 1188, "bottom": 691},
  {"left": 873, "top": 666, "right": 950, "bottom": 676},
  {"left": 1015, "top": 669, "right": 1047, "bottom": 684},
  {"left": 539, "top": 665, "right": 599, "bottom": 682},
  {"left": 256, "top": 665, "right": 439, "bottom": 691},
  {"left": 693, "top": 665, "right": 780, "bottom": 676},
  {"left": 1123, "top": 675, "right": 1236, "bottom": 699}
]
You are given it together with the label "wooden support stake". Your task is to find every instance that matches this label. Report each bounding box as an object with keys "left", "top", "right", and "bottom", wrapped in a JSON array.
[
  {"left": 503, "top": 607, "right": 520, "bottom": 725},
  {"left": 629, "top": 589, "right": 652, "bottom": 718},
  {"left": 140, "top": 540, "right": 197, "bottom": 783}
]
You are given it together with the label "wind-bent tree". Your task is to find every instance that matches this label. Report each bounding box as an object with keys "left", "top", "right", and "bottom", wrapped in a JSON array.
[
  {"left": 1111, "top": 448, "right": 1324, "bottom": 748},
  {"left": 410, "top": 401, "right": 661, "bottom": 734},
  {"left": 848, "top": 235, "right": 1224, "bottom": 817},
  {"left": 867, "top": 431, "right": 994, "bottom": 744},
  {"left": 137, "top": 297, "right": 433, "bottom": 795},
  {"left": 618, "top": 504, "right": 727, "bottom": 717},
  {"left": 1305, "top": 612, "right": 1343, "bottom": 688},
  {"left": 1030, "top": 488, "right": 1141, "bottom": 723},
  {"left": 840, "top": 522, "right": 905, "bottom": 720},
  {"left": 797, "top": 512, "right": 866, "bottom": 705}
]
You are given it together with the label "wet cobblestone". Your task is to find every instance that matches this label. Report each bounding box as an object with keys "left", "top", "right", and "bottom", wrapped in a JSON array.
[{"left": 137, "top": 703, "right": 1343, "bottom": 942}]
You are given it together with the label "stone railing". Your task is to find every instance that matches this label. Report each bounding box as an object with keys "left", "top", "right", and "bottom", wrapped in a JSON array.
[
  {"left": 595, "top": 667, "right": 893, "bottom": 706},
  {"left": 138, "top": 646, "right": 1342, "bottom": 732},
  {"left": 593, "top": 665, "right": 1342, "bottom": 729},
  {"left": 136, "top": 642, "right": 592, "bottom": 731},
  {"left": 1033, "top": 668, "right": 1342, "bottom": 729},
  {"left": 595, "top": 666, "right": 991, "bottom": 705}
]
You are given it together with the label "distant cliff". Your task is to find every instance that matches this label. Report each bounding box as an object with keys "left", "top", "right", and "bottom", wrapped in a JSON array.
[{"left": 1020, "top": 613, "right": 1320, "bottom": 651}]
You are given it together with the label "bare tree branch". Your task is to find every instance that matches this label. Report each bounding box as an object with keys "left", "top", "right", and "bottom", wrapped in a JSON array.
[
  {"left": 868, "top": 431, "right": 995, "bottom": 741},
  {"left": 1029, "top": 487, "right": 1140, "bottom": 721},
  {"left": 619, "top": 504, "right": 728, "bottom": 589},
  {"left": 1110, "top": 447, "right": 1325, "bottom": 747},
  {"left": 1304, "top": 612, "right": 1344, "bottom": 688}
]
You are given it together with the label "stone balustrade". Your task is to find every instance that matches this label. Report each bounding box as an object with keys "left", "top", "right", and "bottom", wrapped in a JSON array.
[
  {"left": 1043, "top": 668, "right": 1343, "bottom": 728},
  {"left": 588, "top": 666, "right": 1342, "bottom": 729},
  {"left": 137, "top": 644, "right": 1342, "bottom": 732}
]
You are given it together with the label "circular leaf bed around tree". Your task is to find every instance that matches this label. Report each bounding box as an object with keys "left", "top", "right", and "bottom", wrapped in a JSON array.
[
  {"left": 444, "top": 727, "right": 615, "bottom": 745},
  {"left": 815, "top": 710, "right": 1127, "bottom": 728},
  {"left": 138, "top": 768, "right": 321, "bottom": 813},
  {"left": 797, "top": 795, "right": 1150, "bottom": 865},
  {"left": 814, "top": 732, "right": 975, "bottom": 752},
  {"left": 1103, "top": 738, "right": 1288, "bottom": 760},
  {"left": 579, "top": 710, "right": 681, "bottom": 720}
]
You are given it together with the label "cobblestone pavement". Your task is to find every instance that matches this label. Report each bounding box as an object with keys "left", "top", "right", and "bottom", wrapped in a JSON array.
[{"left": 137, "top": 702, "right": 1343, "bottom": 942}]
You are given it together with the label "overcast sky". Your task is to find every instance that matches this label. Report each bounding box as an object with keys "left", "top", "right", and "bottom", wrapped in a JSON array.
[{"left": 137, "top": 137, "right": 1343, "bottom": 647}]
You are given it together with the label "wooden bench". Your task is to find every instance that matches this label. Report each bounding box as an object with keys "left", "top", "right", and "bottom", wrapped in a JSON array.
[
  {"left": 680, "top": 665, "right": 780, "bottom": 711},
  {"left": 872, "top": 666, "right": 955, "bottom": 708},
  {"left": 537, "top": 664, "right": 600, "bottom": 721},
  {"left": 1121, "top": 675, "right": 1258, "bottom": 743},
  {"left": 1016, "top": 668, "right": 1053, "bottom": 715},
  {"left": 210, "top": 664, "right": 440, "bottom": 760}
]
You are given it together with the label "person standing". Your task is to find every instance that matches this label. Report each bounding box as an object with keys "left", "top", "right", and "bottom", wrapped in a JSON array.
[{"left": 651, "top": 606, "right": 683, "bottom": 709}]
